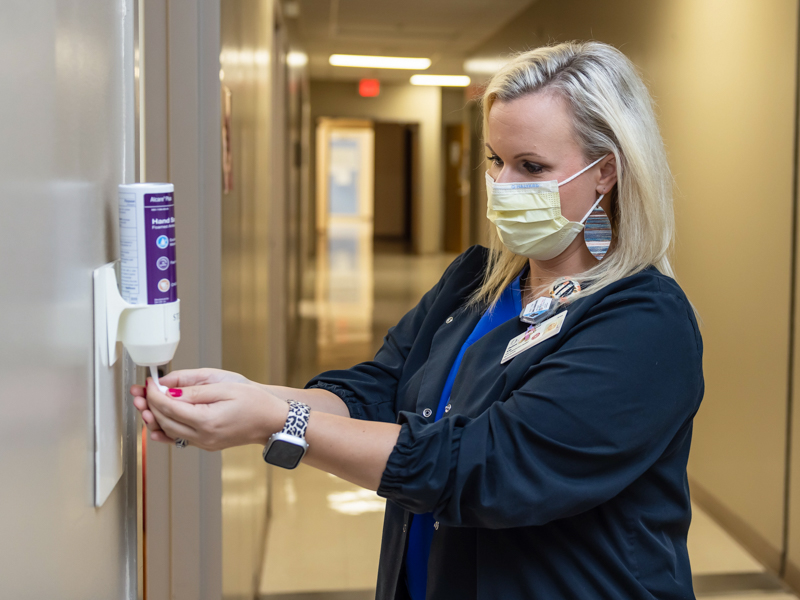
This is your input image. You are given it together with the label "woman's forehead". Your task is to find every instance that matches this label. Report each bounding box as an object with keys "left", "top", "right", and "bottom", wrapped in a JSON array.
[{"left": 487, "top": 92, "right": 579, "bottom": 155}]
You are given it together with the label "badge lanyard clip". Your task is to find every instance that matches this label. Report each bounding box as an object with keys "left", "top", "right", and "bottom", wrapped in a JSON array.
[{"left": 519, "top": 278, "right": 581, "bottom": 325}]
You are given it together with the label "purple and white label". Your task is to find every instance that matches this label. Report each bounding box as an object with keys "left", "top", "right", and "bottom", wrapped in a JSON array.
[
  {"left": 144, "top": 193, "right": 177, "bottom": 304},
  {"left": 118, "top": 184, "right": 178, "bottom": 306}
]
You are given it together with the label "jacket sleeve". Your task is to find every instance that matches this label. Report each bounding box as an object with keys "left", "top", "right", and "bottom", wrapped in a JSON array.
[
  {"left": 305, "top": 250, "right": 471, "bottom": 424},
  {"left": 376, "top": 282, "right": 703, "bottom": 528}
]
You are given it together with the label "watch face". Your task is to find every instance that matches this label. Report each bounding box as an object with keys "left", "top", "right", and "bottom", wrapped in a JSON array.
[{"left": 265, "top": 439, "right": 305, "bottom": 469}]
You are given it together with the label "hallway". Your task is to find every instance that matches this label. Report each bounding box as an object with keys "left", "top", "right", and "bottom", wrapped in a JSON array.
[
  {"left": 260, "top": 249, "right": 800, "bottom": 600},
  {"left": 7, "top": 1, "right": 800, "bottom": 598}
]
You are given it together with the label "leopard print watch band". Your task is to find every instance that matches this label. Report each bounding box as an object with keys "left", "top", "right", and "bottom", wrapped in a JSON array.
[{"left": 281, "top": 400, "right": 311, "bottom": 439}]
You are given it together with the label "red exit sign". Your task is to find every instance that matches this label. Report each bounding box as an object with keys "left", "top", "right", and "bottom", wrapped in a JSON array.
[{"left": 359, "top": 79, "right": 380, "bottom": 97}]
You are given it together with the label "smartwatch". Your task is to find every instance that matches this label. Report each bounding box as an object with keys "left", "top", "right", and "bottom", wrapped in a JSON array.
[{"left": 262, "top": 400, "right": 310, "bottom": 469}]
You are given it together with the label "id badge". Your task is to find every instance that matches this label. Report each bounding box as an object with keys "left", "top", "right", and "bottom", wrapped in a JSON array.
[{"left": 502, "top": 311, "right": 567, "bottom": 364}]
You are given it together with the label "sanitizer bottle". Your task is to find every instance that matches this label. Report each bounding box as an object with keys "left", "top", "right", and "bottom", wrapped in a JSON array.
[
  {"left": 117, "top": 183, "right": 181, "bottom": 389},
  {"left": 94, "top": 184, "right": 181, "bottom": 371}
]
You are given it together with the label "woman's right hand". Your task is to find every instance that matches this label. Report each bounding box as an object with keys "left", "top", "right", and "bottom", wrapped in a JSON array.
[
  {"left": 158, "top": 368, "right": 252, "bottom": 389},
  {"left": 131, "top": 368, "right": 253, "bottom": 439}
]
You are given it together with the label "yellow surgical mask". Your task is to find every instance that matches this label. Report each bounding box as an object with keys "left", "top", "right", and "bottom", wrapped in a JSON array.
[{"left": 486, "top": 155, "right": 607, "bottom": 260}]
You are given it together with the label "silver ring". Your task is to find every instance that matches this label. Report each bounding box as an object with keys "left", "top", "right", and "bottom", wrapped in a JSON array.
[{"left": 175, "top": 438, "right": 188, "bottom": 448}]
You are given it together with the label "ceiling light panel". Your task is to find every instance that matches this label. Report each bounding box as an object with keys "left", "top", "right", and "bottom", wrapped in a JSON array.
[
  {"left": 329, "top": 54, "right": 431, "bottom": 69},
  {"left": 287, "top": 51, "right": 308, "bottom": 67},
  {"left": 410, "top": 75, "right": 471, "bottom": 87},
  {"left": 463, "top": 57, "right": 511, "bottom": 75}
]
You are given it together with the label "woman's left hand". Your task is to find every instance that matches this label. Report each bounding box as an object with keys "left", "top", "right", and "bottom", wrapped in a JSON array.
[{"left": 143, "top": 379, "right": 289, "bottom": 451}]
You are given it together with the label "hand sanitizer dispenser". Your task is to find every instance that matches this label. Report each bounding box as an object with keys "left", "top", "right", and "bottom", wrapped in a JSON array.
[
  {"left": 92, "top": 183, "right": 181, "bottom": 506},
  {"left": 96, "top": 183, "right": 180, "bottom": 368}
]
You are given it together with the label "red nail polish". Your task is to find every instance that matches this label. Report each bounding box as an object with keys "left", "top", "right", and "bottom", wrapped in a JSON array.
[{"left": 168, "top": 388, "right": 183, "bottom": 397}]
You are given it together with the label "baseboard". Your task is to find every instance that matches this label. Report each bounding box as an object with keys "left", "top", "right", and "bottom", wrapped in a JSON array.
[
  {"left": 688, "top": 476, "right": 783, "bottom": 574},
  {"left": 258, "top": 591, "right": 375, "bottom": 600},
  {"left": 692, "top": 572, "right": 786, "bottom": 596},
  {"left": 785, "top": 558, "right": 800, "bottom": 594}
]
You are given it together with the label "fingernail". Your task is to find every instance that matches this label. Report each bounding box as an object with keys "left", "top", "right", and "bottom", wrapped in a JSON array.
[{"left": 168, "top": 388, "right": 183, "bottom": 397}]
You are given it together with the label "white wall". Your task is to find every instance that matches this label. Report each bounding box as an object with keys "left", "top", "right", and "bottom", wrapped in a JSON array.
[
  {"left": 0, "top": 1, "right": 138, "bottom": 597},
  {"left": 310, "top": 80, "right": 443, "bottom": 254}
]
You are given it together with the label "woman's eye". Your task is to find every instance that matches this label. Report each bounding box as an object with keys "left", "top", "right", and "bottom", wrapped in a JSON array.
[
  {"left": 486, "top": 155, "right": 503, "bottom": 167},
  {"left": 523, "top": 162, "right": 544, "bottom": 174}
]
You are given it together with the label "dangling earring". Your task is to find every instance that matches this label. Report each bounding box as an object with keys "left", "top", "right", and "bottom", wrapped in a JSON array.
[{"left": 584, "top": 203, "right": 611, "bottom": 260}]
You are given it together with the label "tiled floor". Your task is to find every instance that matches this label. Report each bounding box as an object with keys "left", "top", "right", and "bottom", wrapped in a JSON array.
[{"left": 260, "top": 241, "right": 799, "bottom": 599}]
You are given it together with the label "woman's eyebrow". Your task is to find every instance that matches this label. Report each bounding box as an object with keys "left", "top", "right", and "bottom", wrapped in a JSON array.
[
  {"left": 484, "top": 144, "right": 545, "bottom": 160},
  {"left": 514, "top": 152, "right": 545, "bottom": 160}
]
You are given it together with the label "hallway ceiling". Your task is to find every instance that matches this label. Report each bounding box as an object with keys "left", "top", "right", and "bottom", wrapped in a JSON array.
[{"left": 289, "top": 0, "right": 537, "bottom": 81}]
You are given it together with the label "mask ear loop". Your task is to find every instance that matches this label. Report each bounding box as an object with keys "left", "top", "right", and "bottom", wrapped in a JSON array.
[
  {"left": 579, "top": 194, "right": 605, "bottom": 225},
  {"left": 557, "top": 154, "right": 608, "bottom": 187}
]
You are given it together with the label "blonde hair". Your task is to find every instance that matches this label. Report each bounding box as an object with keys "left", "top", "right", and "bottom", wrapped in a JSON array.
[{"left": 473, "top": 41, "right": 676, "bottom": 307}]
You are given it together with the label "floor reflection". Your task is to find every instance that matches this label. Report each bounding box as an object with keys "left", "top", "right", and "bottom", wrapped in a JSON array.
[
  {"left": 260, "top": 247, "right": 455, "bottom": 596},
  {"left": 327, "top": 488, "right": 386, "bottom": 516},
  {"left": 315, "top": 222, "right": 374, "bottom": 367}
]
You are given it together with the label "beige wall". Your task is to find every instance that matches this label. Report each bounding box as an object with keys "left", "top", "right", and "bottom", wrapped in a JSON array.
[
  {"left": 470, "top": 0, "right": 798, "bottom": 579},
  {"left": 791, "top": 131, "right": 800, "bottom": 586},
  {"left": 310, "top": 80, "right": 443, "bottom": 253},
  {"left": 441, "top": 87, "right": 468, "bottom": 126},
  {"left": 653, "top": 2, "right": 796, "bottom": 571}
]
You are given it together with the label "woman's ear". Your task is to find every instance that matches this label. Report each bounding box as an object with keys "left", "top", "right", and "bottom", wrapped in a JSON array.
[{"left": 597, "top": 154, "right": 618, "bottom": 194}]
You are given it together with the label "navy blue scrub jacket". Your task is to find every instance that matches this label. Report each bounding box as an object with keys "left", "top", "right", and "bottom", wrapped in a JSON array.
[{"left": 307, "top": 245, "right": 704, "bottom": 600}]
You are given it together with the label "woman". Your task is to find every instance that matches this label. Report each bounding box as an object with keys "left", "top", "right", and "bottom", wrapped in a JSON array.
[{"left": 133, "top": 41, "right": 703, "bottom": 599}]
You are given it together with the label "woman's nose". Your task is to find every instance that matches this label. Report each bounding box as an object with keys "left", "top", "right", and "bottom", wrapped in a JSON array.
[{"left": 493, "top": 168, "right": 522, "bottom": 185}]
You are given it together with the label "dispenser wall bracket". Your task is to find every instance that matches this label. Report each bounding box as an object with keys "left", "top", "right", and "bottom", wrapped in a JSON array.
[
  {"left": 92, "top": 261, "right": 126, "bottom": 507},
  {"left": 92, "top": 261, "right": 180, "bottom": 506},
  {"left": 95, "top": 261, "right": 142, "bottom": 366}
]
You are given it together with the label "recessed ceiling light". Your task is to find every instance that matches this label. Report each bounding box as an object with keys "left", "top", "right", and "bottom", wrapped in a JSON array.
[
  {"left": 287, "top": 51, "right": 308, "bottom": 67},
  {"left": 410, "top": 75, "right": 471, "bottom": 87},
  {"left": 463, "top": 57, "right": 511, "bottom": 74},
  {"left": 329, "top": 54, "right": 431, "bottom": 70}
]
